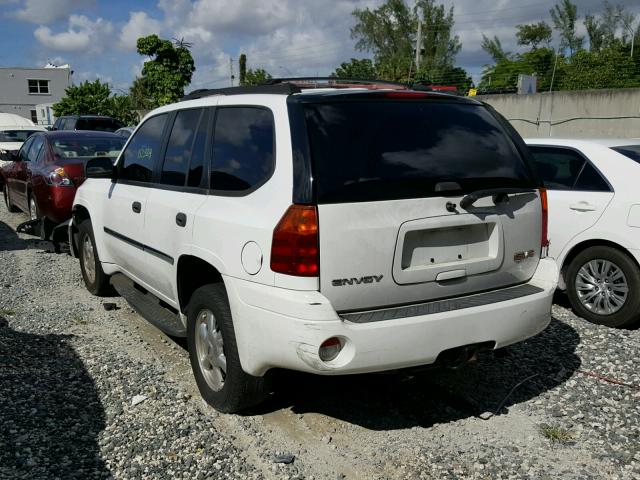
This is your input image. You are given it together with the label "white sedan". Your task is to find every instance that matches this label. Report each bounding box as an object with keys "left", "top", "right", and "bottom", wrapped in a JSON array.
[{"left": 525, "top": 138, "right": 640, "bottom": 328}]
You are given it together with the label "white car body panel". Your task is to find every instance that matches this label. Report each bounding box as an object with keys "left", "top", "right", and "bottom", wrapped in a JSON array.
[
  {"left": 525, "top": 138, "right": 640, "bottom": 288},
  {"left": 71, "top": 91, "right": 557, "bottom": 377}
]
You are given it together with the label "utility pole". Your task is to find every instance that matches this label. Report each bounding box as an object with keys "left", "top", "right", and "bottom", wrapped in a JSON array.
[
  {"left": 229, "top": 57, "right": 235, "bottom": 87},
  {"left": 415, "top": 15, "right": 423, "bottom": 73}
]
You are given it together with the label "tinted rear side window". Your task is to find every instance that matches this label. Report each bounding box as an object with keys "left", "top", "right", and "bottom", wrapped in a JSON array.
[
  {"left": 120, "top": 114, "right": 167, "bottom": 183},
  {"left": 210, "top": 107, "right": 274, "bottom": 192},
  {"left": 303, "top": 101, "right": 534, "bottom": 203},
  {"left": 161, "top": 109, "right": 204, "bottom": 187}
]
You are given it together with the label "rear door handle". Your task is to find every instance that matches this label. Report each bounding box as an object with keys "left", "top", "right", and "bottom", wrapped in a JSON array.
[
  {"left": 176, "top": 212, "right": 187, "bottom": 227},
  {"left": 570, "top": 202, "right": 597, "bottom": 212},
  {"left": 132, "top": 201, "right": 141, "bottom": 213}
]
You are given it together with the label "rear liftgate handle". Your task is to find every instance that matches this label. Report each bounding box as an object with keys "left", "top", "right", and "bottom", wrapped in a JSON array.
[
  {"left": 176, "top": 212, "right": 187, "bottom": 227},
  {"left": 132, "top": 201, "right": 142, "bottom": 213}
]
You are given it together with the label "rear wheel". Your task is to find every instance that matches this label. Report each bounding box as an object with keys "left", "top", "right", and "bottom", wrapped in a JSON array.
[
  {"left": 78, "top": 219, "right": 111, "bottom": 296},
  {"left": 28, "top": 194, "right": 39, "bottom": 221},
  {"left": 186, "top": 283, "right": 266, "bottom": 413},
  {"left": 566, "top": 246, "right": 640, "bottom": 328},
  {"left": 3, "top": 186, "right": 19, "bottom": 213}
]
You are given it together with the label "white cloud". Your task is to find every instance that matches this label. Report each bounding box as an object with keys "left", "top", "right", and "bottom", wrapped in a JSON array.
[
  {"left": 13, "top": 0, "right": 94, "bottom": 24},
  {"left": 187, "top": 0, "right": 296, "bottom": 36},
  {"left": 119, "top": 11, "right": 163, "bottom": 51},
  {"left": 34, "top": 14, "right": 113, "bottom": 53}
]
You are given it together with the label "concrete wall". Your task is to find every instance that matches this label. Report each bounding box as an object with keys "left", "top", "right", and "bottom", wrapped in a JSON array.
[
  {"left": 0, "top": 67, "right": 71, "bottom": 124},
  {"left": 477, "top": 88, "right": 640, "bottom": 139}
]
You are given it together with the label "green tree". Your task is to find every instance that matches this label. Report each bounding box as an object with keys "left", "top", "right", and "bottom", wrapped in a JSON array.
[
  {"left": 550, "top": 0, "right": 583, "bottom": 55},
  {"left": 109, "top": 95, "right": 139, "bottom": 126},
  {"left": 585, "top": 2, "right": 635, "bottom": 52},
  {"left": 239, "top": 54, "right": 247, "bottom": 86},
  {"left": 331, "top": 58, "right": 377, "bottom": 79},
  {"left": 52, "top": 80, "right": 112, "bottom": 117},
  {"left": 351, "top": 0, "right": 463, "bottom": 82},
  {"left": 559, "top": 45, "right": 639, "bottom": 89},
  {"left": 516, "top": 22, "right": 553, "bottom": 50},
  {"left": 244, "top": 68, "right": 272, "bottom": 85},
  {"left": 415, "top": 65, "right": 472, "bottom": 90},
  {"left": 129, "top": 77, "right": 155, "bottom": 111},
  {"left": 351, "top": 0, "right": 415, "bottom": 81},
  {"left": 481, "top": 34, "right": 512, "bottom": 62},
  {"left": 52, "top": 80, "right": 138, "bottom": 125},
  {"left": 136, "top": 34, "right": 195, "bottom": 106},
  {"left": 415, "top": 0, "right": 461, "bottom": 75}
]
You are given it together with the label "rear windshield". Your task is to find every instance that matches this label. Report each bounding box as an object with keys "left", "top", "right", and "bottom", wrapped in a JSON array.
[
  {"left": 52, "top": 136, "right": 126, "bottom": 160},
  {"left": 303, "top": 101, "right": 536, "bottom": 203},
  {"left": 611, "top": 145, "right": 640, "bottom": 162},
  {"left": 76, "top": 118, "right": 124, "bottom": 132},
  {"left": 0, "top": 130, "right": 40, "bottom": 142}
]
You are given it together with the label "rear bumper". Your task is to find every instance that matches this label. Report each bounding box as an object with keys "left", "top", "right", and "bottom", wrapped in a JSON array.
[
  {"left": 226, "top": 258, "right": 558, "bottom": 377},
  {"left": 38, "top": 186, "right": 75, "bottom": 224}
]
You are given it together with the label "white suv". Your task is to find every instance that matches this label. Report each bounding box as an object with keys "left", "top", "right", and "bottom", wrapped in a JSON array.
[{"left": 70, "top": 81, "right": 558, "bottom": 412}]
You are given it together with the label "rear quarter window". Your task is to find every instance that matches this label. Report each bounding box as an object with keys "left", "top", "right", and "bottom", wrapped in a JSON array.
[
  {"left": 302, "top": 100, "right": 535, "bottom": 203},
  {"left": 209, "top": 107, "right": 274, "bottom": 193}
]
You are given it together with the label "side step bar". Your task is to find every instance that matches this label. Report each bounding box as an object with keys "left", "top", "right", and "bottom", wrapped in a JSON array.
[{"left": 110, "top": 273, "right": 187, "bottom": 337}]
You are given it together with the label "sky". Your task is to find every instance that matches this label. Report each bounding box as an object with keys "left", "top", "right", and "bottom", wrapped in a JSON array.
[{"left": 1, "top": 0, "right": 639, "bottom": 92}]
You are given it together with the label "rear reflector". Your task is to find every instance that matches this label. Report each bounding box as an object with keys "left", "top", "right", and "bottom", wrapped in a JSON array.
[
  {"left": 270, "top": 205, "right": 319, "bottom": 277},
  {"left": 318, "top": 337, "right": 342, "bottom": 362},
  {"left": 539, "top": 188, "right": 549, "bottom": 254}
]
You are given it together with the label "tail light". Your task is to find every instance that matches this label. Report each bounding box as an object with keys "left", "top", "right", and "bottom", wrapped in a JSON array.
[
  {"left": 539, "top": 188, "right": 549, "bottom": 255},
  {"left": 45, "top": 167, "right": 73, "bottom": 186},
  {"left": 271, "top": 205, "right": 319, "bottom": 277}
]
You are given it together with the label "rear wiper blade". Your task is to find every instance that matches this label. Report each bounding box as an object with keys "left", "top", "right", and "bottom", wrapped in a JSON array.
[{"left": 460, "top": 187, "right": 535, "bottom": 209}]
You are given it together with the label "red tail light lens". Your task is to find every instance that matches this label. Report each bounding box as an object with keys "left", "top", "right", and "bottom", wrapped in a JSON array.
[
  {"left": 539, "top": 188, "right": 549, "bottom": 253},
  {"left": 271, "top": 205, "right": 319, "bottom": 277}
]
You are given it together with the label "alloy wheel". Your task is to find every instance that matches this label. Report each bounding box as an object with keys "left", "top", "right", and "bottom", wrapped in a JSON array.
[
  {"left": 195, "top": 309, "right": 227, "bottom": 392},
  {"left": 575, "top": 259, "right": 629, "bottom": 315}
]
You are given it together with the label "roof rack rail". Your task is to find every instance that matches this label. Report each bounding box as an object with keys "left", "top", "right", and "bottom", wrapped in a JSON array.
[
  {"left": 264, "top": 77, "right": 409, "bottom": 89},
  {"left": 181, "top": 83, "right": 301, "bottom": 101},
  {"left": 181, "top": 77, "right": 412, "bottom": 101}
]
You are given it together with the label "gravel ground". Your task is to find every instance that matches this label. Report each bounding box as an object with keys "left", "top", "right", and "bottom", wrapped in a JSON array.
[{"left": 0, "top": 206, "right": 638, "bottom": 480}]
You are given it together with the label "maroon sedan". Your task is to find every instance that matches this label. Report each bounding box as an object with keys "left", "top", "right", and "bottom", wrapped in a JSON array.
[{"left": 1, "top": 131, "right": 124, "bottom": 235}]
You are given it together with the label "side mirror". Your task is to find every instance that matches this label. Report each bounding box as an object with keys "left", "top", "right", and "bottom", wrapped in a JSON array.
[{"left": 86, "top": 157, "right": 116, "bottom": 180}]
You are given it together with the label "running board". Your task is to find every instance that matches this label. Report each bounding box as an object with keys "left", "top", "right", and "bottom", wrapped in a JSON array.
[{"left": 110, "top": 273, "right": 187, "bottom": 337}]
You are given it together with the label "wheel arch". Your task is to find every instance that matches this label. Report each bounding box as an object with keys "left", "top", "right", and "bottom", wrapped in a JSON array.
[
  {"left": 70, "top": 204, "right": 92, "bottom": 257},
  {"left": 559, "top": 239, "right": 640, "bottom": 290},
  {"left": 176, "top": 255, "right": 224, "bottom": 313}
]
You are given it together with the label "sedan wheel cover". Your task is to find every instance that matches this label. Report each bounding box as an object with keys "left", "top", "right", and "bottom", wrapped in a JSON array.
[
  {"left": 82, "top": 235, "right": 96, "bottom": 284},
  {"left": 195, "top": 309, "right": 227, "bottom": 392},
  {"left": 575, "top": 259, "right": 628, "bottom": 315},
  {"left": 29, "top": 198, "right": 37, "bottom": 220}
]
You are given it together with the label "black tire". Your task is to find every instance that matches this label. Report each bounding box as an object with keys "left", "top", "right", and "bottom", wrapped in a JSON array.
[
  {"left": 186, "top": 283, "right": 266, "bottom": 413},
  {"left": 3, "top": 186, "right": 20, "bottom": 213},
  {"left": 566, "top": 246, "right": 640, "bottom": 328},
  {"left": 77, "top": 219, "right": 111, "bottom": 296}
]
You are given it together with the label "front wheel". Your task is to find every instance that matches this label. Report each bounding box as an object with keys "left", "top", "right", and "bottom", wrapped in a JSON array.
[
  {"left": 566, "top": 246, "right": 640, "bottom": 328},
  {"left": 186, "top": 283, "right": 267, "bottom": 413},
  {"left": 78, "top": 220, "right": 111, "bottom": 296}
]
